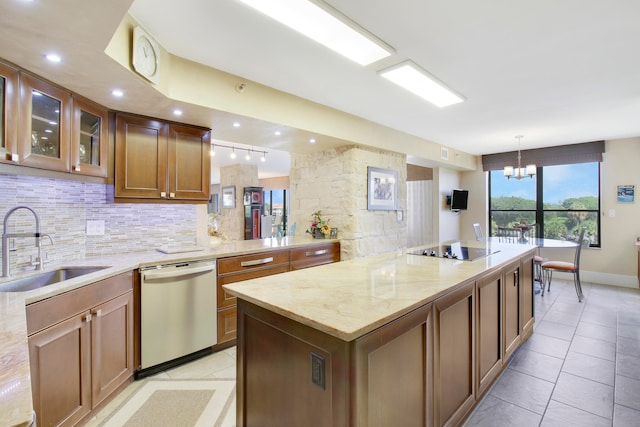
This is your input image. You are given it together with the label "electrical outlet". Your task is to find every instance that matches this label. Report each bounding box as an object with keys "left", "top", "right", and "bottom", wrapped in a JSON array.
[{"left": 311, "top": 353, "right": 325, "bottom": 389}]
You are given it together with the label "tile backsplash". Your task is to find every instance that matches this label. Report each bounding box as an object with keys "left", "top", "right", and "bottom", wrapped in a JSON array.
[{"left": 0, "top": 174, "right": 198, "bottom": 275}]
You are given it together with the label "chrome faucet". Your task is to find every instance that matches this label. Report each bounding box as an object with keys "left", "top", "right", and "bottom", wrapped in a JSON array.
[{"left": 2, "top": 206, "right": 52, "bottom": 277}]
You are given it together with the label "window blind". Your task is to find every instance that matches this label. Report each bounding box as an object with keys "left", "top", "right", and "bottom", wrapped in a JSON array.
[{"left": 481, "top": 141, "right": 604, "bottom": 172}]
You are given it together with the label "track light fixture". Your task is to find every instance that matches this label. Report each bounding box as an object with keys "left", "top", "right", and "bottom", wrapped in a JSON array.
[{"left": 209, "top": 143, "right": 268, "bottom": 163}]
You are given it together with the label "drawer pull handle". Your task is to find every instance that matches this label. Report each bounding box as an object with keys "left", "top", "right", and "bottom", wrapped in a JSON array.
[
  {"left": 305, "top": 249, "right": 328, "bottom": 257},
  {"left": 241, "top": 257, "right": 274, "bottom": 267}
]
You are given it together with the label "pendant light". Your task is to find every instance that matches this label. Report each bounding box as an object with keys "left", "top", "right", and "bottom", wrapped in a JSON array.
[{"left": 504, "top": 135, "right": 536, "bottom": 179}]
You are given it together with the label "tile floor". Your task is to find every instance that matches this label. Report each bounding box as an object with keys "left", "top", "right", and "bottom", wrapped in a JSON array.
[
  {"left": 86, "top": 278, "right": 640, "bottom": 427},
  {"left": 464, "top": 278, "right": 640, "bottom": 427},
  {"left": 84, "top": 347, "right": 237, "bottom": 426}
]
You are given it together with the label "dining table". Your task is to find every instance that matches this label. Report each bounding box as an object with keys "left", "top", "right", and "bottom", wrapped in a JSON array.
[{"left": 488, "top": 236, "right": 579, "bottom": 293}]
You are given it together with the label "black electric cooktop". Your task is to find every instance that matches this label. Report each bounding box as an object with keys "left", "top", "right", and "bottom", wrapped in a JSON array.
[{"left": 408, "top": 243, "right": 500, "bottom": 261}]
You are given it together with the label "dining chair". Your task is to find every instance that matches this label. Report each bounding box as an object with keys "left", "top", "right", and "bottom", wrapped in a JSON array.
[
  {"left": 526, "top": 224, "right": 545, "bottom": 283},
  {"left": 541, "top": 227, "right": 587, "bottom": 302},
  {"left": 496, "top": 227, "right": 519, "bottom": 242}
]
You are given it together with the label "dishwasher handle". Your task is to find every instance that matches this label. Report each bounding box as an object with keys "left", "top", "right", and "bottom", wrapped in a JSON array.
[{"left": 142, "top": 263, "right": 216, "bottom": 281}]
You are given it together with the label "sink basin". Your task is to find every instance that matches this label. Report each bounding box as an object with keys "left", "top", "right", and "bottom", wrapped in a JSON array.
[{"left": 0, "top": 266, "right": 110, "bottom": 293}]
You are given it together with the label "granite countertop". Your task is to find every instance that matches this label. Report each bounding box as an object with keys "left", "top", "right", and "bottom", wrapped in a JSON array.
[
  {"left": 224, "top": 241, "right": 536, "bottom": 342},
  {"left": 0, "top": 236, "right": 330, "bottom": 427}
]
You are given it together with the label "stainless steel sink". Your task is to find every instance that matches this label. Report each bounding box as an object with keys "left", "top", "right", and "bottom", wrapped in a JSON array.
[{"left": 0, "top": 266, "right": 110, "bottom": 292}]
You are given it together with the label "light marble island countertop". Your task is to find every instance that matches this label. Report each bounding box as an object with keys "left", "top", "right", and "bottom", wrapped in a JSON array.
[
  {"left": 224, "top": 241, "right": 536, "bottom": 342},
  {"left": 0, "top": 236, "right": 330, "bottom": 427}
]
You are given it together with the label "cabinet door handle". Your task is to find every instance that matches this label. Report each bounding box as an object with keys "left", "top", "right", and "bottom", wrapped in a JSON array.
[
  {"left": 305, "top": 249, "right": 328, "bottom": 257},
  {"left": 161, "top": 191, "right": 167, "bottom": 198},
  {"left": 240, "top": 257, "right": 274, "bottom": 267},
  {"left": 84, "top": 313, "right": 92, "bottom": 323},
  {"left": 514, "top": 271, "right": 518, "bottom": 285},
  {"left": 93, "top": 309, "right": 102, "bottom": 317},
  {"left": 73, "top": 164, "right": 81, "bottom": 172},
  {"left": 169, "top": 192, "right": 175, "bottom": 198}
]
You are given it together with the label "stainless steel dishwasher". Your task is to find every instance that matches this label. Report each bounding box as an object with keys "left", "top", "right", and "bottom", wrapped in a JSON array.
[{"left": 140, "top": 259, "right": 217, "bottom": 370}]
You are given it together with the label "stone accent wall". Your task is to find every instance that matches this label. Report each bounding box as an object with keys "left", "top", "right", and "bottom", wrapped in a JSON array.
[
  {"left": 219, "top": 164, "right": 258, "bottom": 241},
  {"left": 290, "top": 146, "right": 406, "bottom": 260},
  {"left": 0, "top": 174, "right": 198, "bottom": 276}
]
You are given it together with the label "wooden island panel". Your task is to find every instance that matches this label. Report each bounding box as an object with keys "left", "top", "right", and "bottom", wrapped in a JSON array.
[{"left": 229, "top": 246, "right": 536, "bottom": 427}]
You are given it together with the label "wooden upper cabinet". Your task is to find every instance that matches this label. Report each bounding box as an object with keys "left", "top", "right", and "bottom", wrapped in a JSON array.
[
  {"left": 168, "top": 123, "right": 211, "bottom": 200},
  {"left": 18, "top": 73, "right": 71, "bottom": 172},
  {"left": 0, "top": 62, "right": 19, "bottom": 164},
  {"left": 71, "top": 95, "right": 108, "bottom": 177},
  {"left": 115, "top": 113, "right": 168, "bottom": 199},
  {"left": 115, "top": 113, "right": 210, "bottom": 202}
]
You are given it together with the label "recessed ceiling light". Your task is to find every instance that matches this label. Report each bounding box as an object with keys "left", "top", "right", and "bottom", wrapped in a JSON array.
[
  {"left": 237, "top": 0, "right": 393, "bottom": 66},
  {"left": 45, "top": 53, "right": 61, "bottom": 63},
  {"left": 173, "top": 109, "right": 183, "bottom": 116},
  {"left": 233, "top": 122, "right": 241, "bottom": 128},
  {"left": 379, "top": 61, "right": 464, "bottom": 108},
  {"left": 309, "top": 138, "right": 316, "bottom": 144},
  {"left": 111, "top": 89, "right": 124, "bottom": 97},
  {"left": 274, "top": 131, "right": 281, "bottom": 136}
]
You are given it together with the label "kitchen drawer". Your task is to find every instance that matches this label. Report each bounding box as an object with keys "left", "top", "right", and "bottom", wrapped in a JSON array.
[
  {"left": 217, "top": 250, "right": 290, "bottom": 276},
  {"left": 26, "top": 271, "right": 133, "bottom": 336},
  {"left": 217, "top": 264, "right": 290, "bottom": 308},
  {"left": 290, "top": 242, "right": 340, "bottom": 270}
]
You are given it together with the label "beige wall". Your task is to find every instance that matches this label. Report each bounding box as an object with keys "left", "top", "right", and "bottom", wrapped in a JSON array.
[
  {"left": 459, "top": 137, "right": 640, "bottom": 288},
  {"left": 434, "top": 167, "right": 461, "bottom": 243}
]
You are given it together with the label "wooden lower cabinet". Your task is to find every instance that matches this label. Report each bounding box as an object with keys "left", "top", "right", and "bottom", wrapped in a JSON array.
[
  {"left": 233, "top": 251, "right": 535, "bottom": 427},
  {"left": 28, "top": 311, "right": 92, "bottom": 427},
  {"left": 433, "top": 281, "right": 475, "bottom": 427},
  {"left": 236, "top": 299, "right": 432, "bottom": 427},
  {"left": 91, "top": 292, "right": 135, "bottom": 407},
  {"left": 216, "top": 242, "right": 340, "bottom": 346},
  {"left": 26, "top": 272, "right": 134, "bottom": 427},
  {"left": 217, "top": 306, "right": 237, "bottom": 345},
  {"left": 520, "top": 252, "right": 535, "bottom": 340},
  {"left": 353, "top": 302, "right": 433, "bottom": 426},
  {"left": 503, "top": 260, "right": 521, "bottom": 360},
  {"left": 475, "top": 269, "right": 503, "bottom": 397}
]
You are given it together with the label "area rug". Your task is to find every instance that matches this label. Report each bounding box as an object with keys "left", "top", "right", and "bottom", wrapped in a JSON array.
[{"left": 100, "top": 379, "right": 236, "bottom": 427}]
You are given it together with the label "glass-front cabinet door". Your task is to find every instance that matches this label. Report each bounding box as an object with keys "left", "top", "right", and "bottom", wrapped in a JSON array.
[
  {"left": 19, "top": 73, "right": 70, "bottom": 172},
  {"left": 0, "top": 62, "right": 19, "bottom": 164},
  {"left": 71, "top": 96, "right": 108, "bottom": 177}
]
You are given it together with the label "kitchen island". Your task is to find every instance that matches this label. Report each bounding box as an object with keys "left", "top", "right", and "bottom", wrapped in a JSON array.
[
  {"left": 0, "top": 236, "right": 334, "bottom": 427},
  {"left": 224, "top": 241, "right": 536, "bottom": 427}
]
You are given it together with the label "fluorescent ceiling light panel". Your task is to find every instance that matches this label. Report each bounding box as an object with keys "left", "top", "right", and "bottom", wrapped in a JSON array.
[
  {"left": 380, "top": 61, "right": 464, "bottom": 108},
  {"left": 237, "top": 0, "right": 393, "bottom": 65}
]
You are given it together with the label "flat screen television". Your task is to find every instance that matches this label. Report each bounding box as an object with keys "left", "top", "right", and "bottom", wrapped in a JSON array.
[{"left": 450, "top": 189, "right": 469, "bottom": 211}]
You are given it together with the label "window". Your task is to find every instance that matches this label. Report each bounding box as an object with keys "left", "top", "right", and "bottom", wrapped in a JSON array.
[
  {"left": 489, "top": 162, "right": 600, "bottom": 246},
  {"left": 263, "top": 189, "right": 288, "bottom": 236}
]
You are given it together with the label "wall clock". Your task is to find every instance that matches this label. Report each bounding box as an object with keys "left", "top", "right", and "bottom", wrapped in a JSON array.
[{"left": 132, "top": 26, "right": 160, "bottom": 84}]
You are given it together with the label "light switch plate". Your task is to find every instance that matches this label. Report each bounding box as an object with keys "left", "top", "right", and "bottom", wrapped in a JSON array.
[{"left": 86, "top": 220, "right": 105, "bottom": 236}]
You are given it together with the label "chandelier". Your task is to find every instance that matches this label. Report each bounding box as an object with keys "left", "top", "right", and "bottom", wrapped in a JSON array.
[{"left": 504, "top": 135, "right": 536, "bottom": 179}]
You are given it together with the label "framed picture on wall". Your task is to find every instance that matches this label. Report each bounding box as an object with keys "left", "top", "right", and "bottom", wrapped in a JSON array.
[
  {"left": 617, "top": 184, "right": 635, "bottom": 203},
  {"left": 367, "top": 167, "right": 398, "bottom": 210},
  {"left": 222, "top": 185, "right": 236, "bottom": 208}
]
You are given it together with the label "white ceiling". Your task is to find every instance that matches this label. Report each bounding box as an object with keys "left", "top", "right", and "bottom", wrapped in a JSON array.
[
  {"left": 1, "top": 0, "right": 640, "bottom": 181},
  {"left": 128, "top": 0, "right": 640, "bottom": 154}
]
